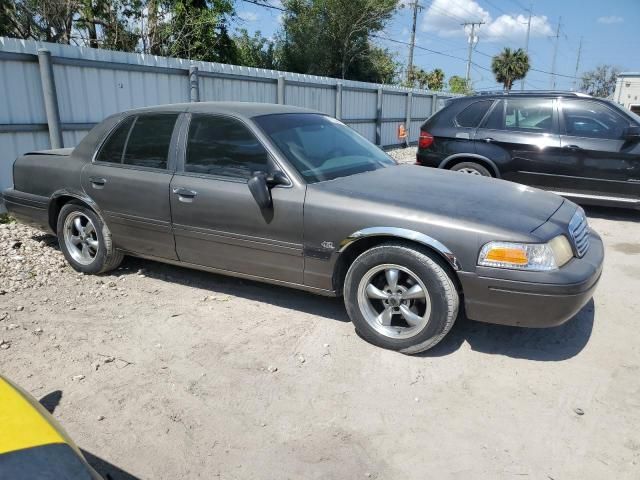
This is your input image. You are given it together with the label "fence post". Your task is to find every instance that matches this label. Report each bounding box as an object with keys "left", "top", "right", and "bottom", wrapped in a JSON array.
[
  {"left": 37, "top": 49, "right": 63, "bottom": 149},
  {"left": 189, "top": 66, "right": 199, "bottom": 102},
  {"left": 431, "top": 93, "right": 439, "bottom": 115},
  {"left": 335, "top": 82, "right": 342, "bottom": 120},
  {"left": 405, "top": 91, "right": 413, "bottom": 146},
  {"left": 376, "top": 87, "right": 383, "bottom": 146},
  {"left": 277, "top": 76, "right": 285, "bottom": 104}
]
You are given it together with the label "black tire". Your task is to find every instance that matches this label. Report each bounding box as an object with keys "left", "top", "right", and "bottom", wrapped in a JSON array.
[
  {"left": 56, "top": 201, "right": 124, "bottom": 274},
  {"left": 450, "top": 161, "right": 492, "bottom": 177},
  {"left": 344, "top": 242, "right": 459, "bottom": 354}
]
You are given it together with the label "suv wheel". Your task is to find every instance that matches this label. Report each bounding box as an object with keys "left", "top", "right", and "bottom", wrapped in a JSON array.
[
  {"left": 344, "top": 242, "right": 459, "bottom": 354},
  {"left": 450, "top": 161, "right": 492, "bottom": 176},
  {"left": 57, "top": 202, "right": 124, "bottom": 274}
]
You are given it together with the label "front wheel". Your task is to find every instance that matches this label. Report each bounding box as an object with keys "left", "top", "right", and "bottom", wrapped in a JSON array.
[{"left": 344, "top": 243, "right": 459, "bottom": 354}]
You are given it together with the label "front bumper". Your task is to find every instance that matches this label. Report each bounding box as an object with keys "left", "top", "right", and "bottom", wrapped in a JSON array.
[{"left": 458, "top": 229, "right": 604, "bottom": 328}]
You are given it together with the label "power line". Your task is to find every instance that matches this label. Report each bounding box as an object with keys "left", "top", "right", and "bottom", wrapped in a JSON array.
[{"left": 238, "top": 0, "right": 285, "bottom": 12}]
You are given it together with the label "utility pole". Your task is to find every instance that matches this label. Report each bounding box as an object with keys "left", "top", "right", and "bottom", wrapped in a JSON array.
[
  {"left": 572, "top": 36, "right": 583, "bottom": 91},
  {"left": 407, "top": 1, "right": 422, "bottom": 83},
  {"left": 521, "top": 4, "right": 532, "bottom": 90},
  {"left": 462, "top": 21, "right": 485, "bottom": 83},
  {"left": 550, "top": 17, "right": 562, "bottom": 89}
]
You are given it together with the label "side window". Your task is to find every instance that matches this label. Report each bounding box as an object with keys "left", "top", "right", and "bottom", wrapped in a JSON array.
[
  {"left": 95, "top": 116, "right": 134, "bottom": 163},
  {"left": 482, "top": 100, "right": 504, "bottom": 130},
  {"left": 123, "top": 114, "right": 178, "bottom": 169},
  {"left": 562, "top": 100, "right": 629, "bottom": 140},
  {"left": 455, "top": 100, "right": 494, "bottom": 128},
  {"left": 504, "top": 98, "right": 554, "bottom": 133},
  {"left": 185, "top": 115, "right": 269, "bottom": 179}
]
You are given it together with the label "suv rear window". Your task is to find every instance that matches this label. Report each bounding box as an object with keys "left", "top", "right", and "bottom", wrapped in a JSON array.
[{"left": 455, "top": 100, "right": 493, "bottom": 128}]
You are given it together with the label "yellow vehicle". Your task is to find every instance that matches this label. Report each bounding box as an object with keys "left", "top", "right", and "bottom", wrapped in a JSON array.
[{"left": 0, "top": 376, "right": 102, "bottom": 479}]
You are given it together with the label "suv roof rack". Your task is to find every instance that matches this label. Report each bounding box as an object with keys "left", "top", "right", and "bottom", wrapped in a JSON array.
[{"left": 474, "top": 90, "right": 592, "bottom": 97}]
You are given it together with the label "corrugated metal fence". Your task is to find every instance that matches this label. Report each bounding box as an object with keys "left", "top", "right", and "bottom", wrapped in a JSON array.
[{"left": 0, "top": 36, "right": 455, "bottom": 201}]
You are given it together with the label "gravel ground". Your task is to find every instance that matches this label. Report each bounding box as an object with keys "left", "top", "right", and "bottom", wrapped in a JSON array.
[
  {"left": 1, "top": 204, "right": 640, "bottom": 480},
  {"left": 387, "top": 146, "right": 417, "bottom": 165}
]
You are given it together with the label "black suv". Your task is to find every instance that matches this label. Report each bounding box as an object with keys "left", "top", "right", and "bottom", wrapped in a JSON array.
[{"left": 416, "top": 91, "right": 640, "bottom": 209}]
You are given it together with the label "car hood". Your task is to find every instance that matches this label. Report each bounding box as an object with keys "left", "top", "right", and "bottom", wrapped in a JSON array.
[{"left": 312, "top": 164, "right": 565, "bottom": 234}]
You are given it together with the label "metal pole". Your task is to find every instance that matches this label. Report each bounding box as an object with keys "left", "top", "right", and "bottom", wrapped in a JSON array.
[
  {"left": 462, "top": 22, "right": 484, "bottom": 83},
  {"left": 404, "top": 91, "right": 412, "bottom": 147},
  {"left": 407, "top": 2, "right": 420, "bottom": 83},
  {"left": 277, "top": 76, "right": 285, "bottom": 104},
  {"left": 521, "top": 6, "right": 532, "bottom": 91},
  {"left": 550, "top": 17, "right": 561, "bottom": 89},
  {"left": 375, "top": 88, "right": 383, "bottom": 146},
  {"left": 189, "top": 66, "right": 199, "bottom": 102},
  {"left": 37, "top": 49, "right": 63, "bottom": 149},
  {"left": 335, "top": 82, "right": 343, "bottom": 120},
  {"left": 572, "top": 37, "right": 583, "bottom": 91}
]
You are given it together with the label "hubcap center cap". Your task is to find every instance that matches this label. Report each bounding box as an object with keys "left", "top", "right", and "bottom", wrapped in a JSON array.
[{"left": 389, "top": 296, "right": 400, "bottom": 307}]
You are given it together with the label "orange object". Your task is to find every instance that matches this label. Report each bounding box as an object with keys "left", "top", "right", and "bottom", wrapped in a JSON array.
[
  {"left": 397, "top": 123, "right": 407, "bottom": 139},
  {"left": 485, "top": 247, "right": 529, "bottom": 265}
]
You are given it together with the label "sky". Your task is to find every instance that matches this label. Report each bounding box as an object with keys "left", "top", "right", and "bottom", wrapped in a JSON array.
[{"left": 232, "top": 0, "right": 640, "bottom": 91}]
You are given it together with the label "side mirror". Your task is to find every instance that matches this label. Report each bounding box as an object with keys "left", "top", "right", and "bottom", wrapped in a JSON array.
[
  {"left": 247, "top": 170, "right": 288, "bottom": 209},
  {"left": 624, "top": 125, "right": 640, "bottom": 141},
  {"left": 248, "top": 172, "right": 272, "bottom": 209}
]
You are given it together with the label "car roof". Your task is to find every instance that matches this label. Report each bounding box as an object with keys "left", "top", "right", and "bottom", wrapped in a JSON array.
[
  {"left": 462, "top": 91, "right": 594, "bottom": 101},
  {"left": 124, "top": 101, "right": 318, "bottom": 119}
]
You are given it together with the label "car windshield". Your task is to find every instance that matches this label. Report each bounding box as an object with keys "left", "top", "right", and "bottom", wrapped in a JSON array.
[
  {"left": 605, "top": 99, "right": 640, "bottom": 124},
  {"left": 254, "top": 113, "right": 396, "bottom": 183}
]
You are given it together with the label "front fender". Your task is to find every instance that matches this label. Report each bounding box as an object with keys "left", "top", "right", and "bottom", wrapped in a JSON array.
[{"left": 338, "top": 226, "right": 461, "bottom": 271}]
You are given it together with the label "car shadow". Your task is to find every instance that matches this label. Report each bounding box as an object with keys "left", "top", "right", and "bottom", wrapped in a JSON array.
[
  {"left": 119, "top": 256, "right": 351, "bottom": 323},
  {"left": 422, "top": 299, "right": 595, "bottom": 361},
  {"left": 584, "top": 205, "right": 640, "bottom": 223}
]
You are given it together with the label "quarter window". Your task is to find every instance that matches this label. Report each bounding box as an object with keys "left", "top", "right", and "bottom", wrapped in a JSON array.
[
  {"left": 455, "top": 100, "right": 494, "bottom": 128},
  {"left": 186, "top": 115, "right": 269, "bottom": 179},
  {"left": 123, "top": 114, "right": 178, "bottom": 169},
  {"left": 562, "top": 100, "right": 629, "bottom": 140},
  {"left": 95, "top": 116, "right": 134, "bottom": 163}
]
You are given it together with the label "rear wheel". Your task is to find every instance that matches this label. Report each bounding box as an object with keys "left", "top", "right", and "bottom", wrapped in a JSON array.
[
  {"left": 344, "top": 242, "right": 459, "bottom": 354},
  {"left": 450, "top": 161, "right": 492, "bottom": 177},
  {"left": 57, "top": 202, "right": 123, "bottom": 274}
]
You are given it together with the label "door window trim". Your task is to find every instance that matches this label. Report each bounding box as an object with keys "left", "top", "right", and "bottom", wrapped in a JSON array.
[
  {"left": 454, "top": 99, "right": 497, "bottom": 129},
  {"left": 92, "top": 112, "right": 182, "bottom": 174},
  {"left": 558, "top": 98, "right": 632, "bottom": 140},
  {"left": 175, "top": 112, "right": 293, "bottom": 188}
]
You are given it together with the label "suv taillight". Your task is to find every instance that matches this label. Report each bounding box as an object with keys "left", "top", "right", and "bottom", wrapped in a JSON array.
[{"left": 419, "top": 131, "right": 434, "bottom": 149}]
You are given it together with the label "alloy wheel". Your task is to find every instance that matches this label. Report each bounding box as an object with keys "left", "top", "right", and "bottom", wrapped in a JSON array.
[{"left": 63, "top": 212, "right": 99, "bottom": 265}]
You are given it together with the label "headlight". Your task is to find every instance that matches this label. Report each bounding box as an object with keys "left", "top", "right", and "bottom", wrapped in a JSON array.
[{"left": 478, "top": 235, "right": 574, "bottom": 271}]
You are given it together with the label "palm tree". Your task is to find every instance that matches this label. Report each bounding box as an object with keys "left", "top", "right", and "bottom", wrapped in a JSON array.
[{"left": 491, "top": 48, "right": 530, "bottom": 91}]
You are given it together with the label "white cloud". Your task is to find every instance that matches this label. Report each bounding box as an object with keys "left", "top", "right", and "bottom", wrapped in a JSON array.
[
  {"left": 597, "top": 15, "right": 623, "bottom": 24},
  {"left": 422, "top": 0, "right": 552, "bottom": 43},
  {"left": 238, "top": 11, "right": 259, "bottom": 22}
]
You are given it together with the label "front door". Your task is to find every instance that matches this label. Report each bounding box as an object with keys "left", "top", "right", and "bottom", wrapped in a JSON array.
[
  {"left": 81, "top": 113, "right": 180, "bottom": 259},
  {"left": 474, "top": 97, "right": 565, "bottom": 188},
  {"left": 169, "top": 113, "right": 305, "bottom": 284},
  {"left": 555, "top": 98, "right": 640, "bottom": 200}
]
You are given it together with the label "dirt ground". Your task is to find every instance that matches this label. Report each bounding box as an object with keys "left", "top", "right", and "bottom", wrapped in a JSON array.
[{"left": 1, "top": 200, "right": 640, "bottom": 479}]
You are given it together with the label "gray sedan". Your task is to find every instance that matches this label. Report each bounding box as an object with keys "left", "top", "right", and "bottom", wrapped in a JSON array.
[{"left": 2, "top": 102, "right": 604, "bottom": 353}]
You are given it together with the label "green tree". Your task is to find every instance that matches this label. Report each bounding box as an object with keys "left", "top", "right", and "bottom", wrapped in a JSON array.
[
  {"left": 491, "top": 47, "right": 530, "bottom": 91},
  {"left": 426, "top": 68, "right": 444, "bottom": 90},
  {"left": 448, "top": 75, "right": 472, "bottom": 95},
  {"left": 234, "top": 29, "right": 277, "bottom": 69},
  {"left": 278, "top": 0, "right": 399, "bottom": 81},
  {"left": 580, "top": 65, "right": 620, "bottom": 98}
]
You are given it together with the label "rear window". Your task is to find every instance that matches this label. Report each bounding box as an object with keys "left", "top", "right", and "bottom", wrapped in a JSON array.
[{"left": 455, "top": 100, "right": 494, "bottom": 128}]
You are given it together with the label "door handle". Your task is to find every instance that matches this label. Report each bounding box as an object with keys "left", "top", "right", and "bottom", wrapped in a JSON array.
[
  {"left": 172, "top": 187, "right": 197, "bottom": 203},
  {"left": 478, "top": 137, "right": 493, "bottom": 143},
  {"left": 89, "top": 177, "right": 106, "bottom": 189},
  {"left": 563, "top": 144, "right": 583, "bottom": 151}
]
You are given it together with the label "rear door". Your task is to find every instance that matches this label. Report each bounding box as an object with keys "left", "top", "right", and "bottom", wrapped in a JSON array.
[
  {"left": 169, "top": 113, "right": 305, "bottom": 283},
  {"left": 556, "top": 98, "right": 640, "bottom": 200},
  {"left": 474, "top": 97, "right": 565, "bottom": 187},
  {"left": 81, "top": 113, "right": 180, "bottom": 259}
]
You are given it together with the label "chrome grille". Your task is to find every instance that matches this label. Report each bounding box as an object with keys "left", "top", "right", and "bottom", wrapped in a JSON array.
[{"left": 569, "top": 209, "right": 590, "bottom": 257}]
